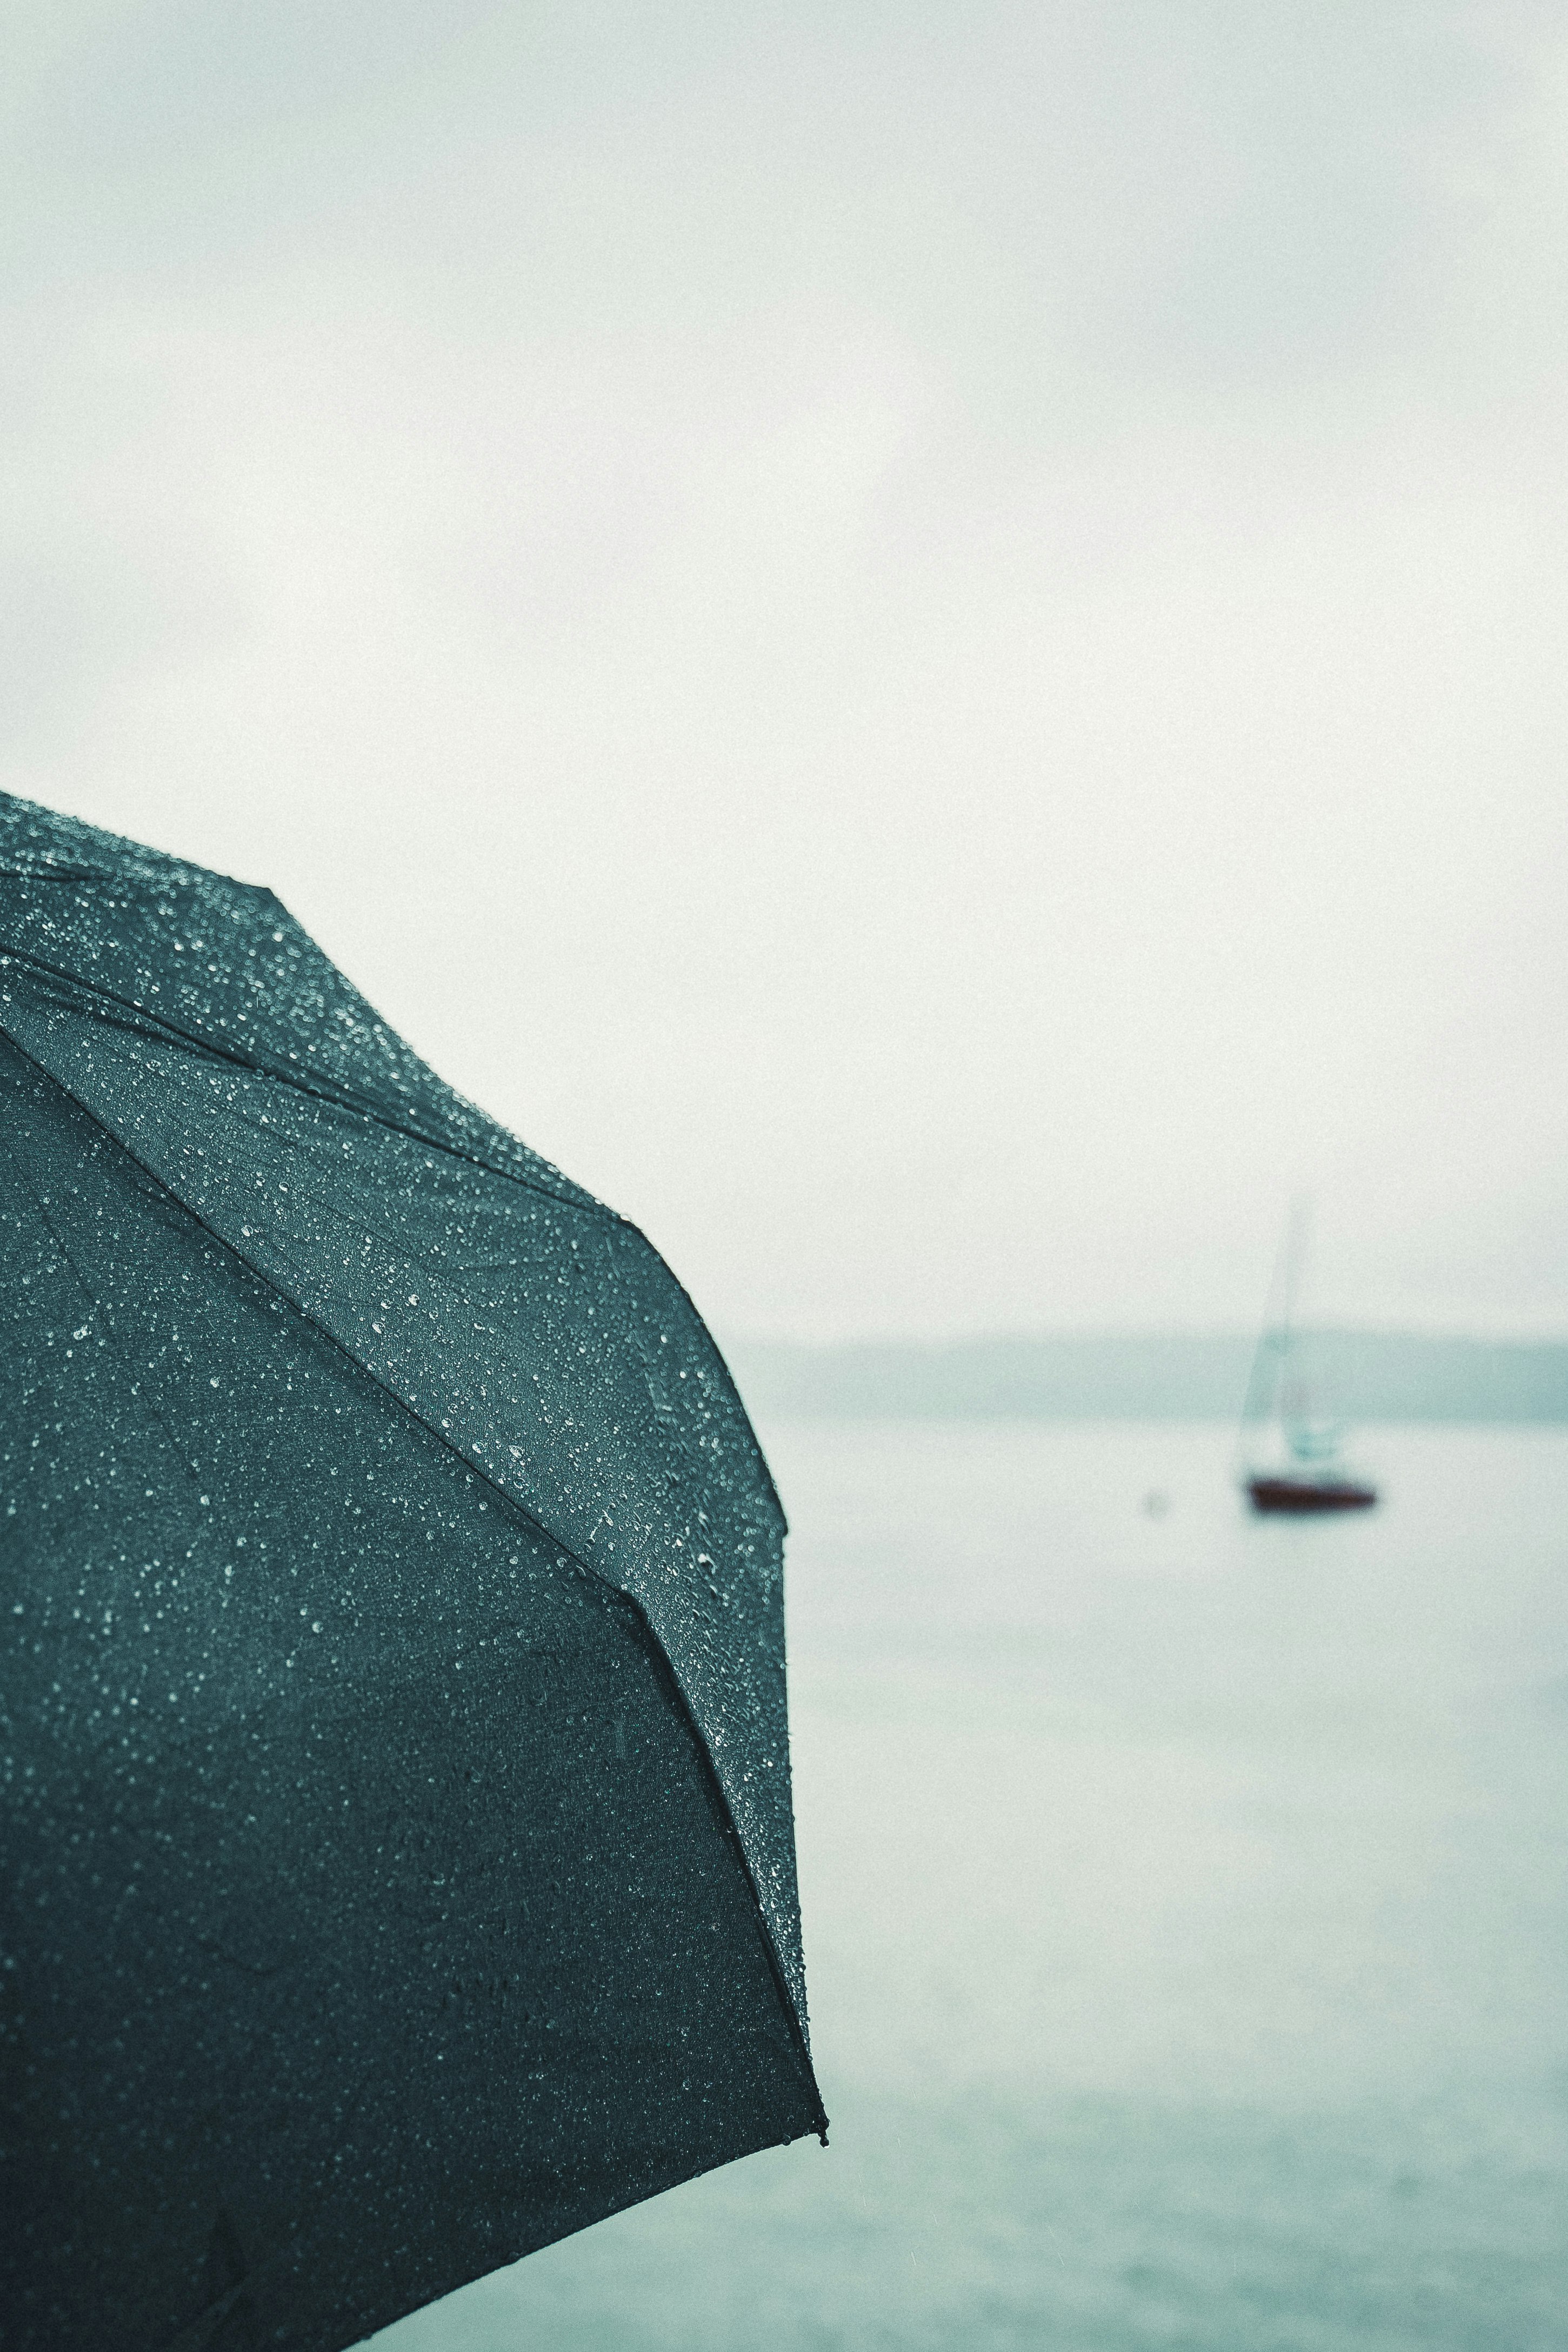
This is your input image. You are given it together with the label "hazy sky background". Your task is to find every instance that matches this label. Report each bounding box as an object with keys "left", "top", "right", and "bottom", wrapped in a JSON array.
[{"left": 4, "top": 3, "right": 1566, "bottom": 1339}]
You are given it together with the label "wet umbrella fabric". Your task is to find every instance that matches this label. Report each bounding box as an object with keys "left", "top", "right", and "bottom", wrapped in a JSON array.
[{"left": 0, "top": 794, "right": 825, "bottom": 2350}]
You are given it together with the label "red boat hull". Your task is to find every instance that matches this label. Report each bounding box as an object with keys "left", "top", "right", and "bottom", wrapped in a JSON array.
[{"left": 1246, "top": 1474, "right": 1377, "bottom": 1515}]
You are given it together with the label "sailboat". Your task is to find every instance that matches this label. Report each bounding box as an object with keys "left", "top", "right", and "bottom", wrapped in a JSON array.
[{"left": 1238, "top": 1203, "right": 1378, "bottom": 1515}]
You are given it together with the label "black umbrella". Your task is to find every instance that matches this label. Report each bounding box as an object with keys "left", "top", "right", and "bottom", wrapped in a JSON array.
[{"left": 0, "top": 791, "right": 825, "bottom": 2351}]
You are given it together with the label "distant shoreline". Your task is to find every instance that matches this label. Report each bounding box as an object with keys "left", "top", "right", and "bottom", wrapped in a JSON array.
[{"left": 724, "top": 1331, "right": 1568, "bottom": 1425}]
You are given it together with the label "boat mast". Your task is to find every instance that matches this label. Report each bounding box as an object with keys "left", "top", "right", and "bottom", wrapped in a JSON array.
[{"left": 1237, "top": 1196, "right": 1310, "bottom": 1467}]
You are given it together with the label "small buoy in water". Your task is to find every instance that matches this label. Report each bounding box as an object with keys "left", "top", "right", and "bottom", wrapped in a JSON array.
[{"left": 1142, "top": 1489, "right": 1170, "bottom": 1517}]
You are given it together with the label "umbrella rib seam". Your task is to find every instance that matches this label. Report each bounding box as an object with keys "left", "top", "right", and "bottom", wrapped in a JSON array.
[
  {"left": 617, "top": 1589, "right": 825, "bottom": 2122},
  {"left": 0, "top": 941, "right": 600, "bottom": 1216},
  {"left": 0, "top": 947, "right": 788, "bottom": 1534}
]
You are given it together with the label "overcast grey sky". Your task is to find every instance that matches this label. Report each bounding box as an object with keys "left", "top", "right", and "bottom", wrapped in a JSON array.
[{"left": 5, "top": 3, "right": 1566, "bottom": 1338}]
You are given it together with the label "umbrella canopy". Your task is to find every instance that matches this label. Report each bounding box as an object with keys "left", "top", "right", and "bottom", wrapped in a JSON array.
[{"left": 0, "top": 791, "right": 824, "bottom": 2351}]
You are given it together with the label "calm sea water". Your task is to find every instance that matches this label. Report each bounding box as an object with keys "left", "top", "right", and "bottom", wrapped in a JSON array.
[{"left": 372, "top": 1422, "right": 1568, "bottom": 2352}]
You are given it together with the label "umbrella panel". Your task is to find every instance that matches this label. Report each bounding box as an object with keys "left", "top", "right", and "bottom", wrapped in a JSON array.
[
  {"left": 1, "top": 1040, "right": 818, "bottom": 2352},
  {"left": 0, "top": 851, "right": 808, "bottom": 2034}
]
